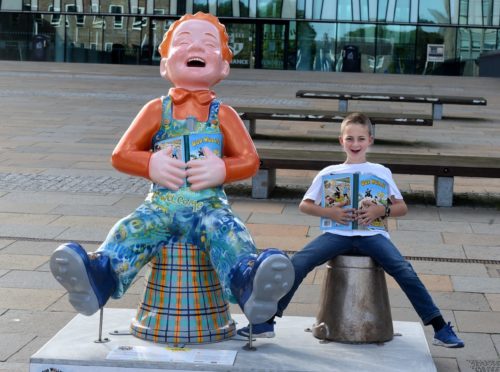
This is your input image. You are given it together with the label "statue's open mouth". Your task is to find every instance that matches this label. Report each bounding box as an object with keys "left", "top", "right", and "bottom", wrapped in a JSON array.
[{"left": 187, "top": 57, "right": 206, "bottom": 67}]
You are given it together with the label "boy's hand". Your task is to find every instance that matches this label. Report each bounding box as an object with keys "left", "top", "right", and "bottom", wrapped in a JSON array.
[
  {"left": 326, "top": 201, "right": 355, "bottom": 225},
  {"left": 149, "top": 146, "right": 187, "bottom": 191},
  {"left": 186, "top": 147, "right": 226, "bottom": 191},
  {"left": 356, "top": 204, "right": 385, "bottom": 226}
]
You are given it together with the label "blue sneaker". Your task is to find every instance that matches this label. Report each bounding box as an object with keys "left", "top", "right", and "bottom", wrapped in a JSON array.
[
  {"left": 433, "top": 322, "right": 464, "bottom": 348},
  {"left": 237, "top": 322, "right": 275, "bottom": 338},
  {"left": 230, "top": 249, "right": 294, "bottom": 324},
  {"left": 50, "top": 242, "right": 117, "bottom": 316}
]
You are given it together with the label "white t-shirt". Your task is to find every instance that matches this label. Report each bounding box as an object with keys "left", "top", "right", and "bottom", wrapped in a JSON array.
[{"left": 303, "top": 162, "right": 403, "bottom": 239}]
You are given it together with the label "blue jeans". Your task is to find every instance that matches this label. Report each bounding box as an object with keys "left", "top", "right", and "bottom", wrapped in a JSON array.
[{"left": 276, "top": 233, "right": 441, "bottom": 325}]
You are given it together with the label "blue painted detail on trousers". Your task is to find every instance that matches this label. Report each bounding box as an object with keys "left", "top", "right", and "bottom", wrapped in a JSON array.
[
  {"left": 98, "top": 195, "right": 256, "bottom": 302},
  {"left": 276, "top": 233, "right": 441, "bottom": 325}
]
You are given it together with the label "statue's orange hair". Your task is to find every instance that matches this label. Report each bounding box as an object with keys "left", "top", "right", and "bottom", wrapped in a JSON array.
[{"left": 158, "top": 12, "right": 233, "bottom": 63}]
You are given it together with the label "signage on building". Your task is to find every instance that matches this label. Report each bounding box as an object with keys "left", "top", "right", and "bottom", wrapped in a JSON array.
[{"left": 427, "top": 44, "right": 445, "bottom": 62}]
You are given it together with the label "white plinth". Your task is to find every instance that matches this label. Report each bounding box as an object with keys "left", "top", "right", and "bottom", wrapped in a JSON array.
[{"left": 30, "top": 309, "right": 436, "bottom": 372}]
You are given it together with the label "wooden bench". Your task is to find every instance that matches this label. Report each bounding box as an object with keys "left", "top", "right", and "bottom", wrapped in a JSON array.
[
  {"left": 234, "top": 106, "right": 432, "bottom": 138},
  {"left": 295, "top": 90, "right": 487, "bottom": 120},
  {"left": 252, "top": 147, "right": 500, "bottom": 207}
]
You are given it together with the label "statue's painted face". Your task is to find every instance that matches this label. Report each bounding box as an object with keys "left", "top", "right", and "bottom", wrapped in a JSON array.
[{"left": 161, "top": 19, "right": 230, "bottom": 90}]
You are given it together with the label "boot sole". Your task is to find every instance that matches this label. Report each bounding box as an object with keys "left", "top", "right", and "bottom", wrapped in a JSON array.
[
  {"left": 50, "top": 245, "right": 100, "bottom": 316},
  {"left": 243, "top": 254, "right": 294, "bottom": 324}
]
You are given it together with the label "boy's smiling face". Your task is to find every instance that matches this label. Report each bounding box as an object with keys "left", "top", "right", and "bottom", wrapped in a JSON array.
[
  {"left": 160, "top": 19, "right": 230, "bottom": 91},
  {"left": 339, "top": 123, "right": 373, "bottom": 164}
]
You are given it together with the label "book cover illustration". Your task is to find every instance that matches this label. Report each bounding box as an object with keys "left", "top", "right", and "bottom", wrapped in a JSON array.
[
  {"left": 154, "top": 132, "right": 223, "bottom": 188},
  {"left": 320, "top": 172, "right": 389, "bottom": 231}
]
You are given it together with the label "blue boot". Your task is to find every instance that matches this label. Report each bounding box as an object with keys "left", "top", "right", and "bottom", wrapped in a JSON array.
[
  {"left": 50, "top": 242, "right": 117, "bottom": 316},
  {"left": 230, "top": 249, "right": 294, "bottom": 324}
]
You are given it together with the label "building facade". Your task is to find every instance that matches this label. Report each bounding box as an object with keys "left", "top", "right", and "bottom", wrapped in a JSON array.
[{"left": 1, "top": 0, "right": 499, "bottom": 76}]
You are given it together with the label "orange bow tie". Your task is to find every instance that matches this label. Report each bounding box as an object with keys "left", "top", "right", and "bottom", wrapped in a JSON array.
[{"left": 169, "top": 88, "right": 216, "bottom": 105}]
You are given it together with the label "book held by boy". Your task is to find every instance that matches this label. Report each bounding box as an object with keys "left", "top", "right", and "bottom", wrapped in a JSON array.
[{"left": 320, "top": 172, "right": 389, "bottom": 231}]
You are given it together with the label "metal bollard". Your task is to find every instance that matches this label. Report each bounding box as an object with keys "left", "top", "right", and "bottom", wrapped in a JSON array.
[{"left": 312, "top": 255, "right": 393, "bottom": 343}]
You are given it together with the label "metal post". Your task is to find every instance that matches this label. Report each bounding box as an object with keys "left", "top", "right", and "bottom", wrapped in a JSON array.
[
  {"left": 243, "top": 324, "right": 256, "bottom": 351},
  {"left": 94, "top": 307, "right": 110, "bottom": 343}
]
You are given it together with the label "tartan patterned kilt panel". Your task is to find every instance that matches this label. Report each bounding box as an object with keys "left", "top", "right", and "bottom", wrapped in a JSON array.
[{"left": 130, "top": 241, "right": 236, "bottom": 344}]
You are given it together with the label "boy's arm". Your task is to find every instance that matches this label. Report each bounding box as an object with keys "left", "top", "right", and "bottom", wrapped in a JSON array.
[
  {"left": 356, "top": 197, "right": 408, "bottom": 226},
  {"left": 111, "top": 99, "right": 163, "bottom": 179},
  {"left": 388, "top": 197, "right": 408, "bottom": 217},
  {"left": 219, "top": 105, "right": 260, "bottom": 183},
  {"left": 299, "top": 199, "right": 355, "bottom": 226}
]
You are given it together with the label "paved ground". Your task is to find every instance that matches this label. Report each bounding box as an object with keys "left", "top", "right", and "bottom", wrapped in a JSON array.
[{"left": 0, "top": 61, "right": 499, "bottom": 371}]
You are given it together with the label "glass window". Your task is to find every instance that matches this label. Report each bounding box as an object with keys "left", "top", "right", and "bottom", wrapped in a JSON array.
[
  {"left": 377, "top": 24, "right": 416, "bottom": 73},
  {"left": 257, "top": 0, "right": 283, "bottom": 17},
  {"left": 468, "top": 0, "right": 484, "bottom": 24},
  {"left": 239, "top": 0, "right": 250, "bottom": 17},
  {"left": 458, "top": 27, "right": 498, "bottom": 74},
  {"left": 218, "top": 0, "right": 232, "bottom": 16},
  {"left": 419, "top": 0, "right": 451, "bottom": 23},
  {"left": 296, "top": 0, "right": 306, "bottom": 18},
  {"left": 336, "top": 23, "right": 376, "bottom": 72},
  {"left": 226, "top": 23, "right": 255, "bottom": 68},
  {"left": 154, "top": 0, "right": 170, "bottom": 14},
  {"left": 193, "top": 0, "right": 208, "bottom": 13},
  {"left": 394, "top": 0, "right": 410, "bottom": 22},
  {"left": 416, "top": 26, "right": 458, "bottom": 74},
  {"left": 322, "top": 0, "right": 337, "bottom": 19},
  {"left": 338, "top": 0, "right": 353, "bottom": 20},
  {"left": 459, "top": 0, "right": 468, "bottom": 24},
  {"left": 296, "top": 22, "right": 336, "bottom": 71},
  {"left": 378, "top": 0, "right": 389, "bottom": 20},
  {"left": 109, "top": 5, "right": 123, "bottom": 29}
]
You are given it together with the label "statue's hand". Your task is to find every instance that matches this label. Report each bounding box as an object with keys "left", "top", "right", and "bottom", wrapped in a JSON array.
[
  {"left": 149, "top": 146, "right": 187, "bottom": 191},
  {"left": 186, "top": 147, "right": 226, "bottom": 191}
]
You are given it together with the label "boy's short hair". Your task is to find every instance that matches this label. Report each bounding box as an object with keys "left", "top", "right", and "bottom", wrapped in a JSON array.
[
  {"left": 158, "top": 12, "right": 233, "bottom": 63},
  {"left": 340, "top": 113, "right": 373, "bottom": 136}
]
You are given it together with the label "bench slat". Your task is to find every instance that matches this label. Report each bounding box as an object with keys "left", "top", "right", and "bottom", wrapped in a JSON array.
[
  {"left": 296, "top": 90, "right": 487, "bottom": 105},
  {"left": 234, "top": 106, "right": 433, "bottom": 126},
  {"left": 256, "top": 147, "right": 500, "bottom": 178}
]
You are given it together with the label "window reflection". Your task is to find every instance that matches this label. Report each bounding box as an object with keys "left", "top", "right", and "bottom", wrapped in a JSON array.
[
  {"left": 337, "top": 23, "right": 376, "bottom": 72},
  {"left": 377, "top": 25, "right": 416, "bottom": 73},
  {"left": 296, "top": 22, "right": 336, "bottom": 71},
  {"left": 419, "top": 0, "right": 451, "bottom": 23},
  {"left": 416, "top": 26, "right": 458, "bottom": 74}
]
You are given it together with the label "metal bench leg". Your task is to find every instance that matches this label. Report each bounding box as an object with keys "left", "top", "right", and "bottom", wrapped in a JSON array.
[
  {"left": 243, "top": 119, "right": 256, "bottom": 136},
  {"left": 434, "top": 176, "right": 454, "bottom": 207},
  {"left": 432, "top": 103, "right": 443, "bottom": 120},
  {"left": 338, "top": 99, "right": 348, "bottom": 113},
  {"left": 252, "top": 169, "right": 276, "bottom": 199}
]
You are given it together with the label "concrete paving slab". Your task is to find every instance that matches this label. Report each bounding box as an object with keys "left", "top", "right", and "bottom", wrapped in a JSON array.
[
  {"left": 433, "top": 357, "right": 459, "bottom": 372},
  {"left": 1, "top": 240, "right": 62, "bottom": 256},
  {"left": 437, "top": 208, "right": 499, "bottom": 223},
  {"left": 411, "top": 261, "right": 489, "bottom": 277},
  {"left": 0, "top": 333, "right": 35, "bottom": 362},
  {"left": 389, "top": 231, "right": 444, "bottom": 245},
  {"left": 452, "top": 276, "right": 500, "bottom": 293},
  {"left": 0, "top": 254, "right": 47, "bottom": 270},
  {"left": 0, "top": 224, "right": 67, "bottom": 240},
  {"left": 397, "top": 220, "right": 473, "bottom": 233},
  {"left": 30, "top": 310, "right": 436, "bottom": 372},
  {"left": 442, "top": 232, "right": 500, "bottom": 246},
  {"left": 0, "top": 310, "right": 75, "bottom": 337},
  {"left": 396, "top": 243, "right": 466, "bottom": 259},
  {"left": 55, "top": 226, "right": 111, "bottom": 242},
  {"left": 0, "top": 270, "right": 61, "bottom": 290},
  {"left": 454, "top": 311, "right": 500, "bottom": 333},
  {"left": 485, "top": 294, "right": 500, "bottom": 311},
  {"left": 0, "top": 288, "right": 64, "bottom": 310},
  {"left": 463, "top": 245, "right": 500, "bottom": 261},
  {"left": 247, "top": 212, "right": 319, "bottom": 226},
  {"left": 470, "top": 223, "right": 500, "bottom": 235}
]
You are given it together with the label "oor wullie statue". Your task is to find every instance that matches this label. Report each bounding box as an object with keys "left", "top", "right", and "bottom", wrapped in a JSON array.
[{"left": 50, "top": 12, "right": 294, "bottom": 337}]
